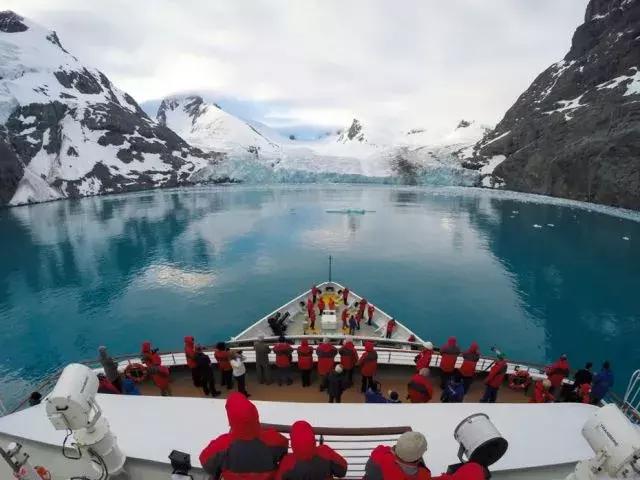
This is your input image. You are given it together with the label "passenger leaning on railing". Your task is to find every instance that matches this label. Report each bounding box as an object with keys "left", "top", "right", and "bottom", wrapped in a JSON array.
[
  {"left": 458, "top": 342, "right": 480, "bottom": 394},
  {"left": 317, "top": 338, "right": 338, "bottom": 391},
  {"left": 98, "top": 346, "right": 122, "bottom": 392},
  {"left": 200, "top": 392, "right": 288, "bottom": 480},
  {"left": 438, "top": 337, "right": 460, "bottom": 389},
  {"left": 214, "top": 342, "right": 233, "bottom": 390},
  {"left": 297, "top": 339, "right": 315, "bottom": 387},
  {"left": 276, "top": 420, "right": 347, "bottom": 480},
  {"left": 359, "top": 341, "right": 378, "bottom": 393}
]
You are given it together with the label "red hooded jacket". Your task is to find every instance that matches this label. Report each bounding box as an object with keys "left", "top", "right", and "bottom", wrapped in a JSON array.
[
  {"left": 529, "top": 380, "right": 554, "bottom": 403},
  {"left": 307, "top": 298, "right": 314, "bottom": 315},
  {"left": 459, "top": 342, "right": 480, "bottom": 378},
  {"left": 358, "top": 298, "right": 368, "bottom": 314},
  {"left": 141, "top": 341, "right": 161, "bottom": 367},
  {"left": 276, "top": 421, "right": 347, "bottom": 480},
  {"left": 359, "top": 342, "right": 378, "bottom": 377},
  {"left": 386, "top": 319, "right": 397, "bottom": 334},
  {"left": 200, "top": 393, "right": 288, "bottom": 480},
  {"left": 316, "top": 342, "right": 337, "bottom": 375},
  {"left": 274, "top": 342, "right": 294, "bottom": 368},
  {"left": 297, "top": 340, "right": 314, "bottom": 371},
  {"left": 342, "top": 288, "right": 349, "bottom": 304},
  {"left": 184, "top": 336, "right": 197, "bottom": 369},
  {"left": 415, "top": 349, "right": 433, "bottom": 371},
  {"left": 546, "top": 358, "right": 570, "bottom": 388},
  {"left": 151, "top": 365, "right": 171, "bottom": 390},
  {"left": 408, "top": 374, "right": 433, "bottom": 403},
  {"left": 318, "top": 298, "right": 326, "bottom": 313},
  {"left": 485, "top": 359, "right": 508, "bottom": 389},
  {"left": 432, "top": 462, "right": 485, "bottom": 480},
  {"left": 341, "top": 309, "right": 349, "bottom": 327},
  {"left": 439, "top": 337, "right": 460, "bottom": 373},
  {"left": 363, "top": 445, "right": 431, "bottom": 480},
  {"left": 339, "top": 341, "right": 358, "bottom": 370},
  {"left": 368, "top": 304, "right": 375, "bottom": 320},
  {"left": 214, "top": 348, "right": 232, "bottom": 371}
]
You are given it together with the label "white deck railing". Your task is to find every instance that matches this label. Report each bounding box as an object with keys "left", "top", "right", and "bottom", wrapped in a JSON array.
[{"left": 622, "top": 369, "right": 640, "bottom": 424}]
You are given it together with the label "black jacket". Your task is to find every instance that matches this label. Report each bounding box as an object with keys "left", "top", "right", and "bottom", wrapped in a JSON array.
[{"left": 327, "top": 371, "right": 346, "bottom": 396}]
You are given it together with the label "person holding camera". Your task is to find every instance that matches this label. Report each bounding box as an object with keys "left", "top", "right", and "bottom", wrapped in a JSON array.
[{"left": 230, "top": 350, "right": 249, "bottom": 397}]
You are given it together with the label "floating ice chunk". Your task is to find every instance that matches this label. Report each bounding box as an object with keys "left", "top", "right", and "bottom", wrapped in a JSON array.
[
  {"left": 547, "top": 223, "right": 555, "bottom": 227},
  {"left": 533, "top": 224, "right": 543, "bottom": 228},
  {"left": 512, "top": 210, "right": 519, "bottom": 214},
  {"left": 622, "top": 236, "right": 630, "bottom": 241}
]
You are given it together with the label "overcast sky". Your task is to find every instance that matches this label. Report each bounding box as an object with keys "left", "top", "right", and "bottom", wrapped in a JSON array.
[{"left": 6, "top": 0, "right": 588, "bottom": 136}]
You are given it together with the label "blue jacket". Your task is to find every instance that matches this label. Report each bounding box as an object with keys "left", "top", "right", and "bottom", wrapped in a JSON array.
[
  {"left": 122, "top": 378, "right": 141, "bottom": 395},
  {"left": 365, "top": 389, "right": 388, "bottom": 403},
  {"left": 443, "top": 382, "right": 465, "bottom": 402},
  {"left": 591, "top": 368, "right": 614, "bottom": 399}
]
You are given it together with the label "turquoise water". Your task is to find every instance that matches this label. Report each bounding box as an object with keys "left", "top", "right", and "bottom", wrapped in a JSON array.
[{"left": 1, "top": 185, "right": 639, "bottom": 408}]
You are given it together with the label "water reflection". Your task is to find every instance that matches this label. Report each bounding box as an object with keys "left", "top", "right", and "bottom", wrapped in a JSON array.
[{"left": 0, "top": 185, "right": 638, "bottom": 409}]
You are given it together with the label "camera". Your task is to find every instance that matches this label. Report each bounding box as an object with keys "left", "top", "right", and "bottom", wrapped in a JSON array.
[{"left": 169, "top": 450, "right": 192, "bottom": 479}]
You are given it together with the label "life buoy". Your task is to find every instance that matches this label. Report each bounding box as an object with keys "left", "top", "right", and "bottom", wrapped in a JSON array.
[
  {"left": 124, "top": 362, "right": 148, "bottom": 383},
  {"left": 508, "top": 370, "right": 531, "bottom": 390}
]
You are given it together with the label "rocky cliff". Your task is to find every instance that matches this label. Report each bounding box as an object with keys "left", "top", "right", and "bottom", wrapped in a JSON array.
[
  {"left": 467, "top": 0, "right": 640, "bottom": 209},
  {"left": 0, "top": 11, "right": 224, "bottom": 206}
]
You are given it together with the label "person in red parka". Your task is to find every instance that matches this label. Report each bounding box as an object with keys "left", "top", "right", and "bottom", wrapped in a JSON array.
[
  {"left": 342, "top": 287, "right": 350, "bottom": 305},
  {"left": 328, "top": 297, "right": 336, "bottom": 311},
  {"left": 459, "top": 342, "right": 480, "bottom": 394},
  {"left": 311, "top": 285, "right": 320, "bottom": 304},
  {"left": 317, "top": 297, "right": 326, "bottom": 316},
  {"left": 184, "top": 336, "right": 200, "bottom": 387},
  {"left": 385, "top": 318, "right": 397, "bottom": 339},
  {"left": 408, "top": 368, "right": 433, "bottom": 403},
  {"left": 276, "top": 420, "right": 347, "bottom": 480},
  {"left": 141, "top": 341, "right": 161, "bottom": 367},
  {"left": 297, "top": 339, "right": 314, "bottom": 387},
  {"left": 274, "top": 337, "right": 294, "bottom": 386},
  {"left": 367, "top": 304, "right": 375, "bottom": 325},
  {"left": 214, "top": 342, "right": 233, "bottom": 390},
  {"left": 316, "top": 338, "right": 337, "bottom": 391},
  {"left": 415, "top": 342, "right": 434, "bottom": 372},
  {"left": 363, "top": 431, "right": 431, "bottom": 480},
  {"left": 545, "top": 354, "right": 570, "bottom": 394},
  {"left": 432, "top": 462, "right": 487, "bottom": 480},
  {"left": 358, "top": 298, "right": 368, "bottom": 318},
  {"left": 341, "top": 308, "right": 349, "bottom": 330},
  {"left": 307, "top": 297, "right": 314, "bottom": 316},
  {"left": 359, "top": 341, "right": 378, "bottom": 393},
  {"left": 529, "top": 378, "right": 554, "bottom": 403},
  {"left": 480, "top": 353, "right": 508, "bottom": 403},
  {"left": 200, "top": 392, "right": 288, "bottom": 480},
  {"left": 309, "top": 308, "right": 317, "bottom": 332},
  {"left": 97, "top": 374, "right": 120, "bottom": 395},
  {"left": 149, "top": 365, "right": 172, "bottom": 396},
  {"left": 338, "top": 340, "right": 358, "bottom": 387},
  {"left": 439, "top": 337, "right": 460, "bottom": 389}
]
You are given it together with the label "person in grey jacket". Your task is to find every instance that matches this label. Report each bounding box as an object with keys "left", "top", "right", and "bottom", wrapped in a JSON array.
[
  {"left": 98, "top": 346, "right": 122, "bottom": 392},
  {"left": 254, "top": 335, "right": 272, "bottom": 385}
]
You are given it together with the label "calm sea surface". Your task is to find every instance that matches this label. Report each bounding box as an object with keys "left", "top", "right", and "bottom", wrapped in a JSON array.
[{"left": 1, "top": 185, "right": 638, "bottom": 408}]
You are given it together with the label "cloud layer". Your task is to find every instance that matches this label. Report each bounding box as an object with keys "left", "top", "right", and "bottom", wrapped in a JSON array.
[{"left": 5, "top": 0, "right": 588, "bottom": 133}]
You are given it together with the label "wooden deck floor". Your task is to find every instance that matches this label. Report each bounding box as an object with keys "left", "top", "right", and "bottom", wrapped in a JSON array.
[{"left": 138, "top": 364, "right": 532, "bottom": 404}]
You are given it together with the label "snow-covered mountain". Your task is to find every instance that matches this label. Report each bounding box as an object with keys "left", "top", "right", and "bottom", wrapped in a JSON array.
[
  {"left": 464, "top": 0, "right": 640, "bottom": 209},
  {"left": 155, "top": 97, "right": 489, "bottom": 184},
  {"left": 157, "top": 95, "right": 282, "bottom": 161},
  {"left": 0, "top": 11, "right": 225, "bottom": 206}
]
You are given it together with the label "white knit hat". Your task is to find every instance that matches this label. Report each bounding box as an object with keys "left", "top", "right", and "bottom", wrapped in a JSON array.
[
  {"left": 335, "top": 364, "right": 343, "bottom": 373},
  {"left": 395, "top": 431, "right": 428, "bottom": 462}
]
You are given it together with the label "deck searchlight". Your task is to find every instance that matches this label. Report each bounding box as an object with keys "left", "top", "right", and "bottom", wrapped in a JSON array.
[
  {"left": 450, "top": 413, "right": 508, "bottom": 475},
  {"left": 45, "top": 363, "right": 127, "bottom": 478},
  {"left": 566, "top": 403, "right": 640, "bottom": 480}
]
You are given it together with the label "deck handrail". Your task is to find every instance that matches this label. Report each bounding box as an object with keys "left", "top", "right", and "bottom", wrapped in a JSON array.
[{"left": 260, "top": 424, "right": 412, "bottom": 436}]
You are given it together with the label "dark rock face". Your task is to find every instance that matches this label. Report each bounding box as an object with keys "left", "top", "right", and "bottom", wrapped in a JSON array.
[
  {"left": 0, "top": 11, "right": 28, "bottom": 33},
  {"left": 342, "top": 119, "right": 364, "bottom": 142},
  {"left": 0, "top": 126, "right": 24, "bottom": 204},
  {"left": 469, "top": 0, "right": 640, "bottom": 210}
]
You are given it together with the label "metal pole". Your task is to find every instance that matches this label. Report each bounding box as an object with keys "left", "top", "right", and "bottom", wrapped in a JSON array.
[{"left": 329, "top": 255, "right": 332, "bottom": 283}]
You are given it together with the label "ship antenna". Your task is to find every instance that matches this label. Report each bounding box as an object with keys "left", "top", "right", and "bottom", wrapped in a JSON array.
[{"left": 328, "top": 255, "right": 332, "bottom": 283}]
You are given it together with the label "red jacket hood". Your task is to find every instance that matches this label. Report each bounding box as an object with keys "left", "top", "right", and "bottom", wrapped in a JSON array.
[
  {"left": 343, "top": 341, "right": 355, "bottom": 350},
  {"left": 450, "top": 462, "right": 485, "bottom": 478},
  {"left": 301, "top": 339, "right": 309, "bottom": 347},
  {"left": 447, "top": 337, "right": 457, "bottom": 347},
  {"left": 364, "top": 341, "right": 374, "bottom": 352},
  {"left": 226, "top": 392, "right": 260, "bottom": 440},
  {"left": 466, "top": 342, "right": 478, "bottom": 354},
  {"left": 184, "top": 336, "right": 194, "bottom": 346},
  {"left": 290, "top": 420, "right": 316, "bottom": 460},
  {"left": 142, "top": 341, "right": 151, "bottom": 353}
]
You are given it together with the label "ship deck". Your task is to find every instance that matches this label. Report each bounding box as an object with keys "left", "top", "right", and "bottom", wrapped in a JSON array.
[{"left": 137, "top": 363, "right": 534, "bottom": 404}]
